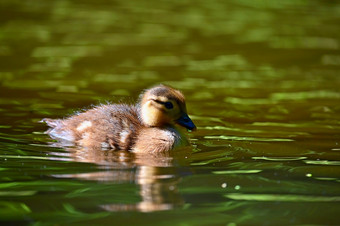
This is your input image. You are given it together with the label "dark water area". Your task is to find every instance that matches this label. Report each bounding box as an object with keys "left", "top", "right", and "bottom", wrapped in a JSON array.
[{"left": 1, "top": 0, "right": 340, "bottom": 225}]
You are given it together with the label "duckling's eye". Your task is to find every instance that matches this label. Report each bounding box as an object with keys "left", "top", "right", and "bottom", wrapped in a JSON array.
[{"left": 164, "top": 102, "right": 173, "bottom": 109}]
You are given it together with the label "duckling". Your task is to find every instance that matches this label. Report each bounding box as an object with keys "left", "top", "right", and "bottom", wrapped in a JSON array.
[{"left": 42, "top": 85, "right": 196, "bottom": 153}]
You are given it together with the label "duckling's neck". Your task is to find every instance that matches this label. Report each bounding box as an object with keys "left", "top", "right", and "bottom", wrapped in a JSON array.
[{"left": 139, "top": 102, "right": 169, "bottom": 127}]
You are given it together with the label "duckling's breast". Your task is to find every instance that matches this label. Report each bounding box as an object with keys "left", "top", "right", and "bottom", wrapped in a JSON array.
[{"left": 132, "top": 126, "right": 189, "bottom": 153}]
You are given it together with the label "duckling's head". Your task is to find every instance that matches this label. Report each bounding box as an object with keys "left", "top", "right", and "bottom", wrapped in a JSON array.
[{"left": 139, "top": 85, "right": 196, "bottom": 130}]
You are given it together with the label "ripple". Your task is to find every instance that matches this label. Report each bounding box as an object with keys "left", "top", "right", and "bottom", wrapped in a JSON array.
[
  {"left": 32, "top": 46, "right": 103, "bottom": 57},
  {"left": 202, "top": 126, "right": 309, "bottom": 137},
  {"left": 314, "top": 177, "right": 338, "bottom": 181},
  {"left": 204, "top": 135, "right": 294, "bottom": 142},
  {"left": 203, "top": 126, "right": 262, "bottom": 133},
  {"left": 224, "top": 97, "right": 276, "bottom": 105},
  {"left": 225, "top": 193, "right": 340, "bottom": 202},
  {"left": 252, "top": 157, "right": 307, "bottom": 161},
  {"left": 213, "top": 170, "right": 262, "bottom": 174},
  {"left": 252, "top": 122, "right": 340, "bottom": 130},
  {"left": 0, "top": 154, "right": 70, "bottom": 162},
  {"left": 0, "top": 191, "right": 36, "bottom": 196},
  {"left": 269, "top": 36, "right": 339, "bottom": 49},
  {"left": 270, "top": 90, "right": 340, "bottom": 100},
  {"left": 0, "top": 201, "right": 31, "bottom": 216},
  {"left": 304, "top": 160, "right": 340, "bottom": 166},
  {"left": 190, "top": 156, "right": 234, "bottom": 166}
]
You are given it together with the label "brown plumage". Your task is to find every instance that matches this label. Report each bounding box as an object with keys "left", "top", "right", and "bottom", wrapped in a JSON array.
[{"left": 42, "top": 85, "right": 196, "bottom": 153}]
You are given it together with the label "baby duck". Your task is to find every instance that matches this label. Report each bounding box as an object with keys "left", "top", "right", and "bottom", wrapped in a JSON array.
[{"left": 42, "top": 85, "right": 196, "bottom": 153}]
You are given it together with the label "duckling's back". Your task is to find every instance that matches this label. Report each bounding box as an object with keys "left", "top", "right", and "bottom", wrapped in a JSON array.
[{"left": 43, "top": 104, "right": 142, "bottom": 150}]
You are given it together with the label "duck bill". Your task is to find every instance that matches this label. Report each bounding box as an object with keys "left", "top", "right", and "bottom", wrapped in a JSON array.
[{"left": 176, "top": 114, "right": 196, "bottom": 131}]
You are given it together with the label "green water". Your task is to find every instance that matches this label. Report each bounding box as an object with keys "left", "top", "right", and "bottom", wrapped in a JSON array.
[{"left": 1, "top": 0, "right": 340, "bottom": 225}]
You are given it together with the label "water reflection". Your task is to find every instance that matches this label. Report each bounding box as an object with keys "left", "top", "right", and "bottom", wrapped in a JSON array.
[{"left": 50, "top": 146, "right": 191, "bottom": 212}]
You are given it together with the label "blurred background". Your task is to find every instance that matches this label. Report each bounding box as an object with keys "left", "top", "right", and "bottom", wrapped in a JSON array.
[{"left": 0, "top": 0, "right": 339, "bottom": 225}]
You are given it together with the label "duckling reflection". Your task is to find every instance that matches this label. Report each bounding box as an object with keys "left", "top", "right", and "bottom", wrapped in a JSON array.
[
  {"left": 50, "top": 146, "right": 192, "bottom": 212},
  {"left": 42, "top": 84, "right": 196, "bottom": 153}
]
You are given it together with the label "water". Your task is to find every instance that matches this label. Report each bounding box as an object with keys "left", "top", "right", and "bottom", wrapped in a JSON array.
[{"left": 1, "top": 0, "right": 340, "bottom": 225}]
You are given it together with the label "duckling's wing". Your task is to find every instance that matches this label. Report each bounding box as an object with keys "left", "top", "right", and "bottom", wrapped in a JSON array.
[{"left": 41, "top": 104, "right": 142, "bottom": 150}]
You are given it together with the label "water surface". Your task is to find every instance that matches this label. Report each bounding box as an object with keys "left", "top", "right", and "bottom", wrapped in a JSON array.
[{"left": 0, "top": 0, "right": 340, "bottom": 225}]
